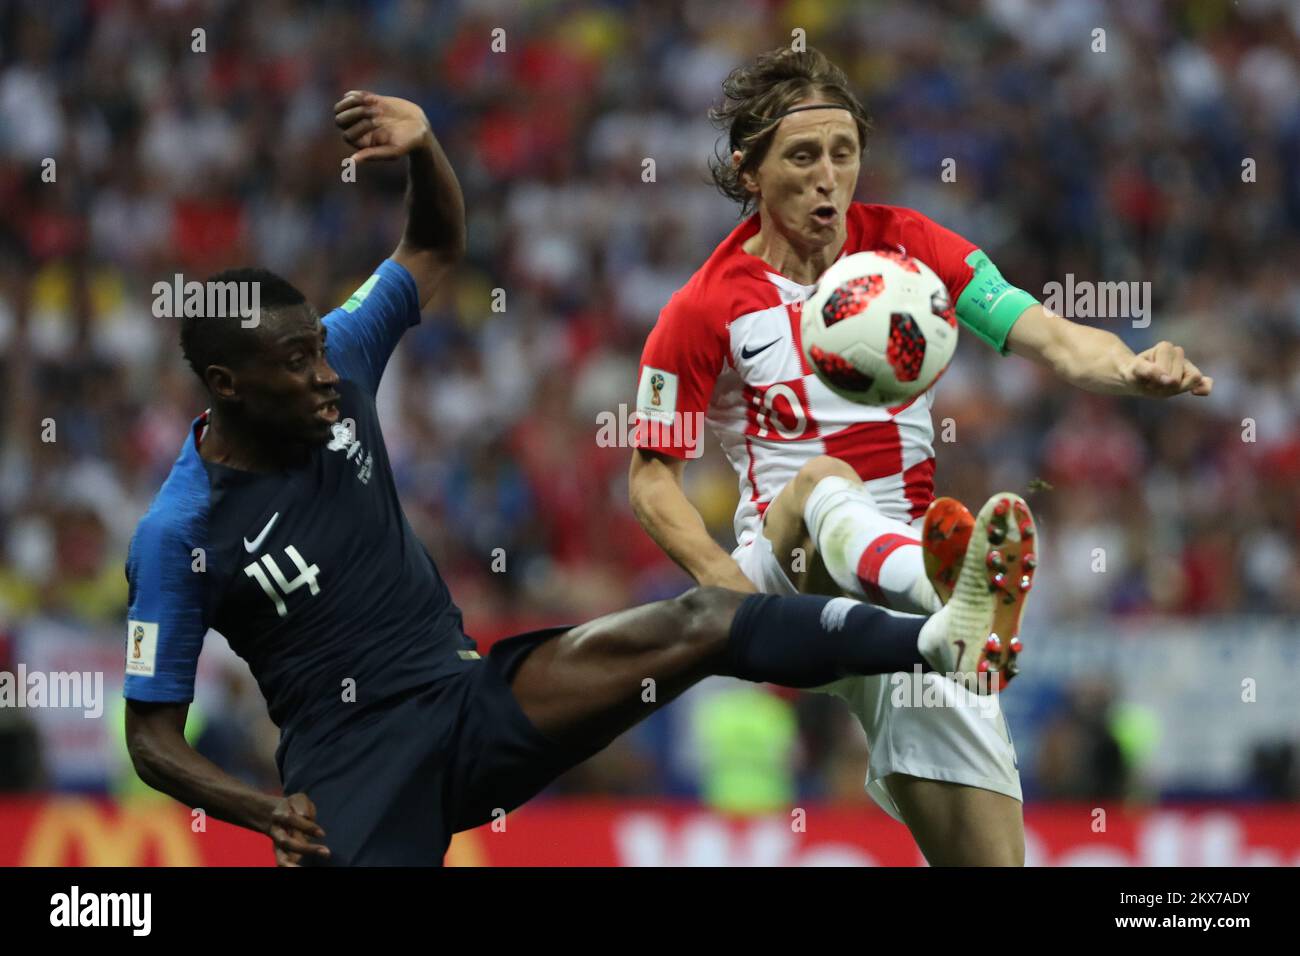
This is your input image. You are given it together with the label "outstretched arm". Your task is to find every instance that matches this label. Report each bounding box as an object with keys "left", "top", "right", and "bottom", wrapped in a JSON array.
[
  {"left": 1005, "top": 303, "right": 1213, "bottom": 398},
  {"left": 334, "top": 90, "right": 466, "bottom": 307}
]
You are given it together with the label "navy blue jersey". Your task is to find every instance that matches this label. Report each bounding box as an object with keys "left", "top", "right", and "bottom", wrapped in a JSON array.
[{"left": 124, "top": 260, "right": 477, "bottom": 739}]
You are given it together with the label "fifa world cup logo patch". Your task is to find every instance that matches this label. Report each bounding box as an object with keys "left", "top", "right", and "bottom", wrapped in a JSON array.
[
  {"left": 650, "top": 372, "right": 665, "bottom": 407},
  {"left": 132, "top": 624, "right": 144, "bottom": 660}
]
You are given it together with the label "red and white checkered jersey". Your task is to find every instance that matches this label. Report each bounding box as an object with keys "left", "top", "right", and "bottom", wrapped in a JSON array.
[{"left": 634, "top": 202, "right": 991, "bottom": 547}]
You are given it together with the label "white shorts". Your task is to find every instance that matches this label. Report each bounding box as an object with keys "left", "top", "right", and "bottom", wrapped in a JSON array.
[{"left": 731, "top": 526, "right": 1022, "bottom": 823}]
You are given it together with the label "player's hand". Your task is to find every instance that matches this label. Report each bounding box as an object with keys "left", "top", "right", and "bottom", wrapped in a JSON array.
[
  {"left": 1123, "top": 340, "right": 1213, "bottom": 398},
  {"left": 269, "top": 792, "right": 330, "bottom": 867},
  {"left": 334, "top": 90, "right": 434, "bottom": 165}
]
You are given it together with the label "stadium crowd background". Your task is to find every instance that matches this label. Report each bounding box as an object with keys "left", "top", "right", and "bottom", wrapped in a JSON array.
[{"left": 0, "top": 0, "right": 1298, "bottom": 814}]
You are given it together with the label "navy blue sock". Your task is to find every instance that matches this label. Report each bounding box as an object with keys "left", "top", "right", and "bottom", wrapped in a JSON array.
[{"left": 722, "top": 593, "right": 929, "bottom": 687}]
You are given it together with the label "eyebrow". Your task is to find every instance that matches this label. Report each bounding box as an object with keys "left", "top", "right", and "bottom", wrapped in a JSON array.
[
  {"left": 278, "top": 326, "right": 328, "bottom": 348},
  {"left": 784, "top": 132, "right": 858, "bottom": 150}
]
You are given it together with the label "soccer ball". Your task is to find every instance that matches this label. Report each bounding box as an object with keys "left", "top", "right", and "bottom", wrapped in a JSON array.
[{"left": 800, "top": 250, "right": 958, "bottom": 406}]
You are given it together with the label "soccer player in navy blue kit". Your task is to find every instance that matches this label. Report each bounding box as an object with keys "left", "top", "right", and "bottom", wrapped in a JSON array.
[{"left": 123, "top": 90, "right": 1022, "bottom": 866}]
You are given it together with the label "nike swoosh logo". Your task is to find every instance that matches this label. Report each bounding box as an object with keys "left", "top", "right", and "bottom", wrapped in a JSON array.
[
  {"left": 243, "top": 513, "right": 280, "bottom": 553},
  {"left": 740, "top": 339, "right": 780, "bottom": 360}
]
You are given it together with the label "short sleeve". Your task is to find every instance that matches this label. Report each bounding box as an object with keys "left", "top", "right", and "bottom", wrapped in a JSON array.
[
  {"left": 124, "top": 511, "right": 208, "bottom": 704},
  {"left": 901, "top": 210, "right": 1037, "bottom": 355},
  {"left": 323, "top": 259, "right": 422, "bottom": 395},
  {"left": 632, "top": 292, "right": 727, "bottom": 459}
]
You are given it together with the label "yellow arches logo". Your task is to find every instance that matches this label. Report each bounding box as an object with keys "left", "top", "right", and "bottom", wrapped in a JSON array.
[
  {"left": 21, "top": 799, "right": 200, "bottom": 866},
  {"left": 444, "top": 830, "right": 487, "bottom": 867}
]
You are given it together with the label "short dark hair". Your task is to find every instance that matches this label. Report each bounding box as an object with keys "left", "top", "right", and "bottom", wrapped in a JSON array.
[
  {"left": 709, "top": 47, "right": 872, "bottom": 215},
  {"left": 179, "top": 267, "right": 307, "bottom": 386}
]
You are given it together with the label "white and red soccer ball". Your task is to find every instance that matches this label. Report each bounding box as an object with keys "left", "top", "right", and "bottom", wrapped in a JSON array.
[{"left": 801, "top": 250, "right": 958, "bottom": 406}]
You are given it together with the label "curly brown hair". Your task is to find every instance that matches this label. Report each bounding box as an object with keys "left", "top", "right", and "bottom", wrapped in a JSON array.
[{"left": 709, "top": 47, "right": 871, "bottom": 216}]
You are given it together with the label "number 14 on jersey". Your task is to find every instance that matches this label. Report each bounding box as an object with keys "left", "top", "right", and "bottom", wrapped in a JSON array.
[{"left": 244, "top": 546, "right": 322, "bottom": 617}]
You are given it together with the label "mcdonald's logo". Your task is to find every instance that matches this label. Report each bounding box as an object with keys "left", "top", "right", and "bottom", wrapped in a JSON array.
[
  {"left": 444, "top": 830, "right": 487, "bottom": 867},
  {"left": 20, "top": 799, "right": 201, "bottom": 866}
]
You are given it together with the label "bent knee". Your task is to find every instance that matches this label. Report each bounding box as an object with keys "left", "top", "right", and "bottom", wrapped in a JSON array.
[{"left": 792, "top": 455, "right": 859, "bottom": 502}]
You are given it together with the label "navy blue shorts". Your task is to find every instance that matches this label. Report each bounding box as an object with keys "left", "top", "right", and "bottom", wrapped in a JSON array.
[{"left": 284, "top": 625, "right": 585, "bottom": 866}]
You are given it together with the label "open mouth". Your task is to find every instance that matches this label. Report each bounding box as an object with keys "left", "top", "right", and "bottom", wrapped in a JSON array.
[
  {"left": 812, "top": 204, "right": 838, "bottom": 226},
  {"left": 317, "top": 399, "right": 340, "bottom": 422}
]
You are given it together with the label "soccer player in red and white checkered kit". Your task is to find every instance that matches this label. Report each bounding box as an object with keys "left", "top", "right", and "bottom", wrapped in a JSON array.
[
  {"left": 630, "top": 48, "right": 1212, "bottom": 866},
  {"left": 124, "top": 89, "right": 1013, "bottom": 867}
]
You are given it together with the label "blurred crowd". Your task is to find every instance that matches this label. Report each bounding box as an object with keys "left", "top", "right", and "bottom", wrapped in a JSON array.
[{"left": 0, "top": 0, "right": 1298, "bottom": 805}]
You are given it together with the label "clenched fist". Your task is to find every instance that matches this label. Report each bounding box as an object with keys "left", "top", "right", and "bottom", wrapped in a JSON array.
[{"left": 1122, "top": 340, "right": 1213, "bottom": 397}]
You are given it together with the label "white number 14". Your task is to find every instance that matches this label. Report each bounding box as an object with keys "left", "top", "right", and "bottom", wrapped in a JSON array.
[{"left": 244, "top": 545, "right": 321, "bottom": 617}]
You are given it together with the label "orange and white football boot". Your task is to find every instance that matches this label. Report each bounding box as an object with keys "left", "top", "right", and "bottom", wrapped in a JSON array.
[
  {"left": 918, "top": 493, "right": 1037, "bottom": 693},
  {"left": 921, "top": 496, "right": 975, "bottom": 606}
]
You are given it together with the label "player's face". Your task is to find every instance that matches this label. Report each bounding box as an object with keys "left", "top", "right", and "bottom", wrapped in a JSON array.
[
  {"left": 228, "top": 306, "right": 342, "bottom": 445},
  {"left": 744, "top": 101, "right": 860, "bottom": 253}
]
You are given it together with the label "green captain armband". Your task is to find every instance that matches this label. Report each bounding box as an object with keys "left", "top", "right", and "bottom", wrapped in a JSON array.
[{"left": 954, "top": 249, "right": 1038, "bottom": 355}]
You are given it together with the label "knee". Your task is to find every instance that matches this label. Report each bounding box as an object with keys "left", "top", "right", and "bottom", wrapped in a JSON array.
[
  {"left": 673, "top": 586, "right": 748, "bottom": 652},
  {"left": 792, "top": 455, "right": 858, "bottom": 504}
]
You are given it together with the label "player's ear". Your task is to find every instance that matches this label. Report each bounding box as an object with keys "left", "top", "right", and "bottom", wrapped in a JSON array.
[
  {"left": 735, "top": 155, "right": 760, "bottom": 196},
  {"left": 205, "top": 365, "right": 238, "bottom": 401}
]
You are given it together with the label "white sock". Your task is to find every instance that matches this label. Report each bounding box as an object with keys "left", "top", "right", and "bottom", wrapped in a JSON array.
[
  {"left": 803, "top": 476, "right": 940, "bottom": 614},
  {"left": 917, "top": 603, "right": 952, "bottom": 670}
]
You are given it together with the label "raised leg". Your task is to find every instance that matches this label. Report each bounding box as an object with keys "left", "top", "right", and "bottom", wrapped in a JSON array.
[
  {"left": 508, "top": 588, "right": 744, "bottom": 753},
  {"left": 762, "top": 455, "right": 939, "bottom": 613},
  {"left": 764, "top": 461, "right": 1031, "bottom": 867},
  {"left": 507, "top": 587, "right": 929, "bottom": 754}
]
